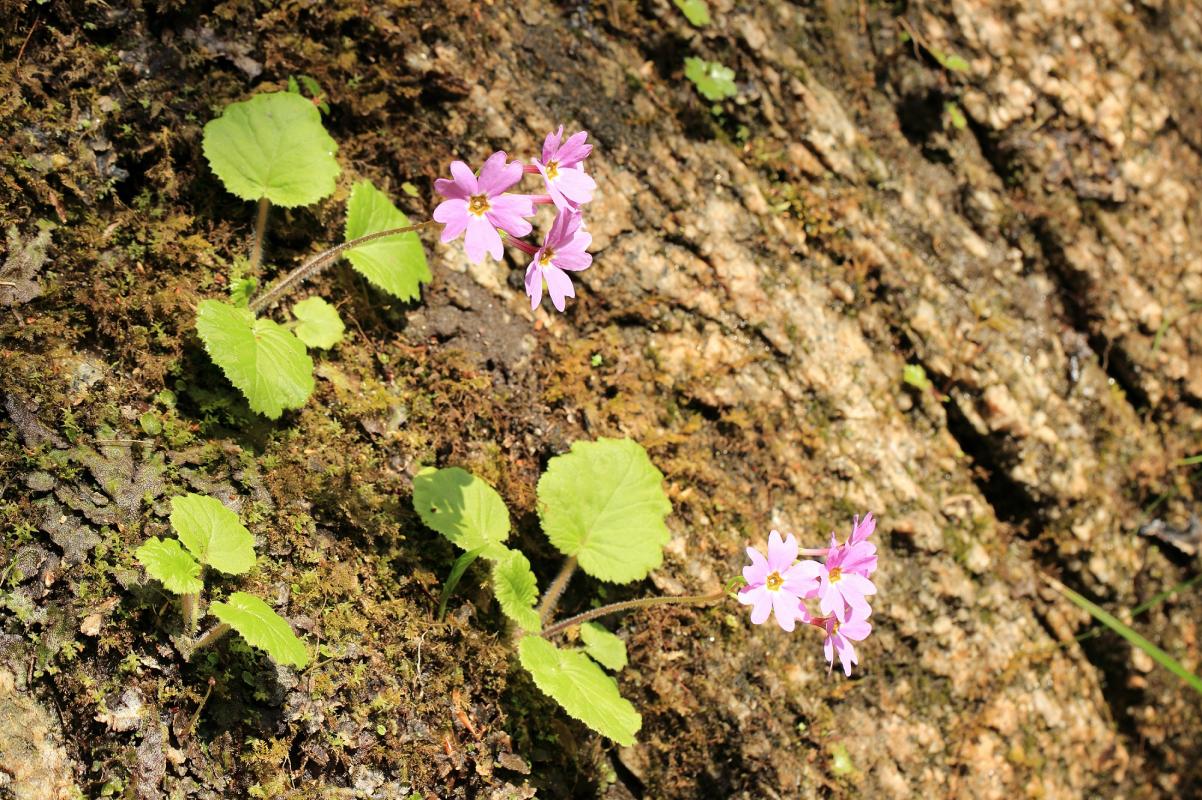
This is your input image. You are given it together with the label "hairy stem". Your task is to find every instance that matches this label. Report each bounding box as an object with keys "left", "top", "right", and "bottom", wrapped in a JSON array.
[
  {"left": 181, "top": 593, "right": 200, "bottom": 636},
  {"left": 536, "top": 556, "right": 577, "bottom": 622},
  {"left": 190, "top": 622, "right": 231, "bottom": 656},
  {"left": 798, "top": 547, "right": 830, "bottom": 557},
  {"left": 249, "top": 197, "right": 270, "bottom": 274},
  {"left": 541, "top": 589, "right": 726, "bottom": 639},
  {"left": 248, "top": 221, "right": 437, "bottom": 313}
]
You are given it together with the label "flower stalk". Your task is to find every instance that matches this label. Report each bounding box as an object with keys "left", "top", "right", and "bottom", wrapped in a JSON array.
[{"left": 541, "top": 589, "right": 726, "bottom": 639}]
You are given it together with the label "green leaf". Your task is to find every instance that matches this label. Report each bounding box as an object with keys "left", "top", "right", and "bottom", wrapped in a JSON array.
[
  {"left": 902, "top": 363, "right": 931, "bottom": 390},
  {"left": 580, "top": 622, "right": 627, "bottom": 671},
  {"left": 170, "top": 493, "right": 255, "bottom": 575},
  {"left": 518, "top": 635, "right": 641, "bottom": 745},
  {"left": 210, "top": 591, "right": 309, "bottom": 668},
  {"left": 195, "top": 299, "right": 315, "bottom": 419},
  {"left": 1048, "top": 577, "right": 1202, "bottom": 696},
  {"left": 673, "top": 0, "right": 711, "bottom": 26},
  {"left": 135, "top": 537, "right": 203, "bottom": 595},
  {"left": 344, "top": 180, "right": 430, "bottom": 301},
  {"left": 684, "top": 57, "right": 737, "bottom": 102},
  {"left": 412, "top": 467, "right": 510, "bottom": 558},
  {"left": 537, "top": 438, "right": 672, "bottom": 583},
  {"left": 929, "top": 48, "right": 970, "bottom": 73},
  {"left": 201, "top": 91, "right": 340, "bottom": 208},
  {"left": 438, "top": 546, "right": 485, "bottom": 620},
  {"left": 493, "top": 550, "right": 541, "bottom": 632},
  {"left": 291, "top": 296, "right": 345, "bottom": 349},
  {"left": 944, "top": 101, "right": 967, "bottom": 130}
]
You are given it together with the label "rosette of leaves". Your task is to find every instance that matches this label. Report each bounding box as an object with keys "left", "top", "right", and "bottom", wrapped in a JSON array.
[
  {"left": 684, "top": 57, "right": 737, "bottom": 102},
  {"left": 196, "top": 91, "right": 430, "bottom": 419},
  {"left": 412, "top": 437, "right": 671, "bottom": 745},
  {"left": 134, "top": 492, "right": 308, "bottom": 668}
]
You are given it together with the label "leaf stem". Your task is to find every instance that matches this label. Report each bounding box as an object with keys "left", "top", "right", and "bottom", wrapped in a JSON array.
[
  {"left": 189, "top": 622, "right": 231, "bottom": 656},
  {"left": 248, "top": 220, "right": 438, "bottom": 313},
  {"left": 182, "top": 592, "right": 200, "bottom": 636},
  {"left": 249, "top": 197, "right": 270, "bottom": 274},
  {"left": 537, "top": 556, "right": 577, "bottom": 622},
  {"left": 541, "top": 588, "right": 726, "bottom": 639}
]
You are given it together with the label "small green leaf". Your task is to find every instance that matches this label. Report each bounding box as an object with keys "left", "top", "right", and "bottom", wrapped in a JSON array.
[
  {"left": 344, "top": 180, "right": 430, "bottom": 301},
  {"left": 944, "top": 101, "right": 967, "bottom": 130},
  {"left": 170, "top": 493, "right": 255, "bottom": 575},
  {"left": 210, "top": 591, "right": 309, "bottom": 668},
  {"left": 439, "top": 546, "right": 485, "bottom": 620},
  {"left": 201, "top": 92, "right": 340, "bottom": 207},
  {"left": 684, "top": 57, "right": 737, "bottom": 102},
  {"left": 929, "top": 48, "right": 970, "bottom": 73},
  {"left": 673, "top": 0, "right": 711, "bottom": 26},
  {"left": 195, "top": 299, "right": 315, "bottom": 419},
  {"left": 902, "top": 363, "right": 931, "bottom": 390},
  {"left": 580, "top": 622, "right": 627, "bottom": 671},
  {"left": 537, "top": 438, "right": 672, "bottom": 583},
  {"left": 518, "top": 635, "right": 641, "bottom": 745},
  {"left": 493, "top": 550, "right": 541, "bottom": 632},
  {"left": 412, "top": 467, "right": 510, "bottom": 558},
  {"left": 291, "top": 297, "right": 345, "bottom": 349},
  {"left": 135, "top": 537, "right": 203, "bottom": 595}
]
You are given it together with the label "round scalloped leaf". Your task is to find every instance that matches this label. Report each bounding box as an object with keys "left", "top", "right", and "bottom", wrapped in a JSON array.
[
  {"left": 170, "top": 493, "right": 255, "bottom": 575},
  {"left": 412, "top": 467, "right": 510, "bottom": 558},
  {"left": 518, "top": 635, "right": 641, "bottom": 745},
  {"left": 343, "top": 180, "right": 431, "bottom": 301},
  {"left": 492, "top": 550, "right": 541, "bottom": 632},
  {"left": 195, "top": 299, "right": 314, "bottom": 420},
  {"left": 292, "top": 296, "right": 345, "bottom": 349},
  {"left": 580, "top": 622, "right": 628, "bottom": 671},
  {"left": 201, "top": 92, "right": 340, "bottom": 207},
  {"left": 683, "top": 57, "right": 737, "bottom": 102},
  {"left": 135, "top": 537, "right": 203, "bottom": 595},
  {"left": 210, "top": 592, "right": 309, "bottom": 668},
  {"left": 537, "top": 438, "right": 672, "bottom": 583}
]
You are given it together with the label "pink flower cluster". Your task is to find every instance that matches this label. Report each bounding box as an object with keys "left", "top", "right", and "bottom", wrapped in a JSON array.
[
  {"left": 738, "top": 513, "right": 879, "bottom": 676},
  {"left": 433, "top": 127, "right": 597, "bottom": 312}
]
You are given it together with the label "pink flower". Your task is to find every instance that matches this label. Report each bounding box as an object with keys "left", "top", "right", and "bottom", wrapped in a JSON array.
[
  {"left": 822, "top": 608, "right": 872, "bottom": 676},
  {"left": 434, "top": 152, "right": 534, "bottom": 263},
  {"left": 738, "top": 530, "right": 822, "bottom": 632},
  {"left": 850, "top": 512, "right": 876, "bottom": 546},
  {"left": 524, "top": 209, "right": 592, "bottom": 312},
  {"left": 816, "top": 534, "right": 877, "bottom": 623},
  {"left": 532, "top": 127, "right": 596, "bottom": 210}
]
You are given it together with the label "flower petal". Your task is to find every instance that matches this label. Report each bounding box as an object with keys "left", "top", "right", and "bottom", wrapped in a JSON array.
[
  {"left": 743, "top": 546, "right": 769, "bottom": 585},
  {"left": 433, "top": 199, "right": 468, "bottom": 243},
  {"left": 542, "top": 125, "right": 564, "bottom": 164},
  {"left": 770, "top": 591, "right": 799, "bottom": 632},
  {"left": 477, "top": 151, "right": 522, "bottom": 196},
  {"left": 555, "top": 167, "right": 596, "bottom": 205},
  {"left": 542, "top": 265, "right": 575, "bottom": 312},
  {"left": 487, "top": 195, "right": 534, "bottom": 237},
  {"left": 435, "top": 177, "right": 469, "bottom": 200},
  {"left": 524, "top": 263, "right": 543, "bottom": 310},
  {"left": 767, "top": 530, "right": 798, "bottom": 571},
  {"left": 449, "top": 161, "right": 477, "bottom": 194},
  {"left": 556, "top": 130, "right": 592, "bottom": 167},
  {"left": 464, "top": 216, "right": 502, "bottom": 263}
]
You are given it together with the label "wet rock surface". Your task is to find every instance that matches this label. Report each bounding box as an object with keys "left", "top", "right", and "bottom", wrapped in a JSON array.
[{"left": 0, "top": 0, "right": 1199, "bottom": 797}]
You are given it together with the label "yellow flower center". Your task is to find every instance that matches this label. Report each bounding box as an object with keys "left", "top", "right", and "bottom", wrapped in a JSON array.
[
  {"left": 538, "top": 248, "right": 555, "bottom": 267},
  {"left": 545, "top": 160, "right": 560, "bottom": 180},
  {"left": 765, "top": 571, "right": 784, "bottom": 591},
  {"left": 467, "top": 194, "right": 491, "bottom": 216},
  {"left": 828, "top": 567, "right": 843, "bottom": 583}
]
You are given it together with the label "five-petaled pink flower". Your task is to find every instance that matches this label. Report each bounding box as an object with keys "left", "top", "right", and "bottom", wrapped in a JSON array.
[
  {"left": 816, "top": 536, "right": 878, "bottom": 623},
  {"left": 822, "top": 607, "right": 873, "bottom": 676},
  {"left": 533, "top": 126, "right": 596, "bottom": 210},
  {"left": 525, "top": 210, "right": 593, "bottom": 312},
  {"left": 434, "top": 151, "right": 534, "bottom": 263},
  {"left": 738, "top": 530, "right": 821, "bottom": 632}
]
